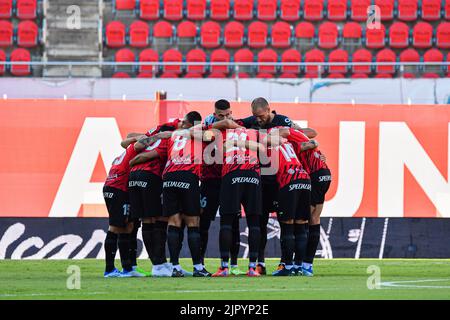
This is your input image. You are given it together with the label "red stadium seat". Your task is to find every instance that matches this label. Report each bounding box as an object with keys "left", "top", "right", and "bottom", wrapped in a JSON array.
[
  {"left": 210, "top": 48, "right": 230, "bottom": 74},
  {"left": 233, "top": 0, "right": 254, "bottom": 21},
  {"left": 129, "top": 21, "right": 150, "bottom": 48},
  {"left": 436, "top": 22, "right": 450, "bottom": 49},
  {"left": 328, "top": 49, "right": 348, "bottom": 74},
  {"left": 200, "top": 21, "right": 221, "bottom": 48},
  {"left": 421, "top": 0, "right": 441, "bottom": 21},
  {"left": 137, "top": 72, "right": 153, "bottom": 78},
  {"left": 177, "top": 21, "right": 197, "bottom": 54},
  {"left": 0, "top": 49, "right": 5, "bottom": 75},
  {"left": 375, "top": 0, "right": 394, "bottom": 20},
  {"left": 280, "top": 0, "right": 300, "bottom": 21},
  {"left": 327, "top": 0, "right": 347, "bottom": 21},
  {"left": 257, "top": 0, "right": 277, "bottom": 21},
  {"left": 208, "top": 72, "right": 227, "bottom": 78},
  {"left": 328, "top": 73, "right": 345, "bottom": 78},
  {"left": 352, "top": 49, "right": 372, "bottom": 74},
  {"left": 115, "top": 0, "right": 135, "bottom": 10},
  {"left": 271, "top": 21, "right": 292, "bottom": 48},
  {"left": 304, "top": 49, "right": 325, "bottom": 76},
  {"left": 163, "top": 0, "right": 183, "bottom": 20},
  {"left": 350, "top": 0, "right": 370, "bottom": 21},
  {"left": 423, "top": 48, "right": 444, "bottom": 76},
  {"left": 257, "top": 48, "right": 278, "bottom": 74},
  {"left": 412, "top": 22, "right": 433, "bottom": 48},
  {"left": 445, "top": 0, "right": 450, "bottom": 20},
  {"left": 0, "top": 20, "right": 13, "bottom": 47},
  {"left": 185, "top": 73, "right": 203, "bottom": 78},
  {"left": 279, "top": 73, "right": 297, "bottom": 78},
  {"left": 234, "top": 48, "right": 254, "bottom": 75},
  {"left": 186, "top": 48, "right": 207, "bottom": 74},
  {"left": 186, "top": 0, "right": 206, "bottom": 20},
  {"left": 113, "top": 72, "right": 131, "bottom": 78},
  {"left": 365, "top": 24, "right": 386, "bottom": 49},
  {"left": 281, "top": 49, "right": 301, "bottom": 74},
  {"left": 374, "top": 74, "right": 393, "bottom": 78},
  {"left": 303, "top": 0, "right": 324, "bottom": 21},
  {"left": 399, "top": 48, "right": 420, "bottom": 76},
  {"left": 162, "top": 49, "right": 183, "bottom": 75},
  {"left": 375, "top": 49, "right": 396, "bottom": 74},
  {"left": 210, "top": 0, "right": 230, "bottom": 20},
  {"left": 17, "top": 20, "right": 39, "bottom": 48},
  {"left": 397, "top": 0, "right": 418, "bottom": 21},
  {"left": 139, "top": 0, "right": 160, "bottom": 20},
  {"left": 247, "top": 21, "right": 268, "bottom": 48},
  {"left": 342, "top": 22, "right": 362, "bottom": 52},
  {"left": 351, "top": 73, "right": 368, "bottom": 78},
  {"left": 295, "top": 22, "right": 315, "bottom": 53},
  {"left": 153, "top": 21, "right": 173, "bottom": 51},
  {"left": 224, "top": 21, "right": 245, "bottom": 48},
  {"left": 318, "top": 22, "right": 339, "bottom": 49},
  {"left": 10, "top": 48, "right": 31, "bottom": 76},
  {"left": 389, "top": 22, "right": 410, "bottom": 48},
  {"left": 256, "top": 73, "right": 274, "bottom": 78},
  {"left": 105, "top": 21, "right": 126, "bottom": 48},
  {"left": 138, "top": 48, "right": 158, "bottom": 75},
  {"left": 0, "top": 0, "right": 12, "bottom": 18},
  {"left": 422, "top": 73, "right": 440, "bottom": 78},
  {"left": 160, "top": 72, "right": 180, "bottom": 78},
  {"left": 115, "top": 48, "right": 135, "bottom": 63},
  {"left": 16, "top": 0, "right": 36, "bottom": 20}
]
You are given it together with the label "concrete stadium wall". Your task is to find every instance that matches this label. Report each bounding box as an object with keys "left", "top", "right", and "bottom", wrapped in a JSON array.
[{"left": 1, "top": 78, "right": 450, "bottom": 104}]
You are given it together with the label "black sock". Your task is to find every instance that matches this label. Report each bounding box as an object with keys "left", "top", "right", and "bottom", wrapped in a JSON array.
[
  {"left": 179, "top": 221, "right": 185, "bottom": 252},
  {"left": 280, "top": 223, "right": 295, "bottom": 266},
  {"left": 258, "top": 213, "right": 269, "bottom": 263},
  {"left": 104, "top": 231, "right": 118, "bottom": 273},
  {"left": 167, "top": 225, "right": 182, "bottom": 266},
  {"left": 187, "top": 227, "right": 202, "bottom": 265},
  {"left": 118, "top": 233, "right": 132, "bottom": 272},
  {"left": 247, "top": 215, "right": 260, "bottom": 264},
  {"left": 129, "top": 222, "right": 140, "bottom": 266},
  {"left": 152, "top": 221, "right": 168, "bottom": 265},
  {"left": 219, "top": 216, "right": 233, "bottom": 265},
  {"left": 230, "top": 217, "right": 240, "bottom": 265},
  {"left": 304, "top": 224, "right": 321, "bottom": 264},
  {"left": 294, "top": 224, "right": 309, "bottom": 266},
  {"left": 199, "top": 217, "right": 211, "bottom": 264},
  {"left": 142, "top": 223, "right": 155, "bottom": 264}
]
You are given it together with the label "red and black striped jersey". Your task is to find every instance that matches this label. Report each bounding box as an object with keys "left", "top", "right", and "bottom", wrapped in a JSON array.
[
  {"left": 104, "top": 144, "right": 138, "bottom": 192},
  {"left": 130, "top": 138, "right": 168, "bottom": 177},
  {"left": 287, "top": 128, "right": 328, "bottom": 174},
  {"left": 272, "top": 142, "right": 310, "bottom": 189},
  {"left": 221, "top": 128, "right": 260, "bottom": 177},
  {"left": 162, "top": 131, "right": 204, "bottom": 178}
]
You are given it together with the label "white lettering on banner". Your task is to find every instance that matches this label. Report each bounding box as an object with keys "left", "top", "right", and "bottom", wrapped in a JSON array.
[
  {"left": 378, "top": 122, "right": 450, "bottom": 218},
  {"left": 0, "top": 223, "right": 25, "bottom": 259},
  {"left": 49, "top": 118, "right": 124, "bottom": 217},
  {"left": 322, "top": 122, "right": 366, "bottom": 217}
]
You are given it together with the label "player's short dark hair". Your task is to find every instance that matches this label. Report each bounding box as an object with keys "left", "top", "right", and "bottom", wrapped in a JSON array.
[
  {"left": 185, "top": 111, "right": 202, "bottom": 125},
  {"left": 251, "top": 97, "right": 269, "bottom": 111},
  {"left": 215, "top": 99, "right": 231, "bottom": 110},
  {"left": 159, "top": 125, "right": 175, "bottom": 132}
]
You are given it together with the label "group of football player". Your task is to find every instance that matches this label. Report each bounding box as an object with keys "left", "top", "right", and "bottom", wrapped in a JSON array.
[{"left": 102, "top": 97, "right": 331, "bottom": 278}]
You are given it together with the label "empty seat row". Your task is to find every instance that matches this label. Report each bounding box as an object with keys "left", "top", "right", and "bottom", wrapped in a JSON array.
[
  {"left": 114, "top": 0, "right": 450, "bottom": 22},
  {"left": 104, "top": 20, "right": 450, "bottom": 50},
  {"left": 0, "top": 0, "right": 38, "bottom": 20},
  {"left": 111, "top": 47, "right": 450, "bottom": 78},
  {"left": 0, "top": 20, "right": 40, "bottom": 48},
  {"left": 0, "top": 48, "right": 32, "bottom": 76}
]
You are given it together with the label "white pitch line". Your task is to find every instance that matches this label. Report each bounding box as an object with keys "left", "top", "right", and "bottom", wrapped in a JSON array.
[
  {"left": 354, "top": 218, "right": 366, "bottom": 259},
  {"left": 380, "top": 278, "right": 450, "bottom": 289},
  {"left": 378, "top": 218, "right": 389, "bottom": 259}
]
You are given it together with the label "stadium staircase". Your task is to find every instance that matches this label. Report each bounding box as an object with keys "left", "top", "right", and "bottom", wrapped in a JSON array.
[{"left": 42, "top": 0, "right": 103, "bottom": 77}]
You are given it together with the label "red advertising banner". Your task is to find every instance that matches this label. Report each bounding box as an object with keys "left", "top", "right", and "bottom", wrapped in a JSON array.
[{"left": 0, "top": 99, "right": 449, "bottom": 218}]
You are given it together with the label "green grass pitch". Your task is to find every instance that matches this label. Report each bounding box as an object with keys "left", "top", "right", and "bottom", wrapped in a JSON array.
[{"left": 1, "top": 259, "right": 449, "bottom": 300}]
